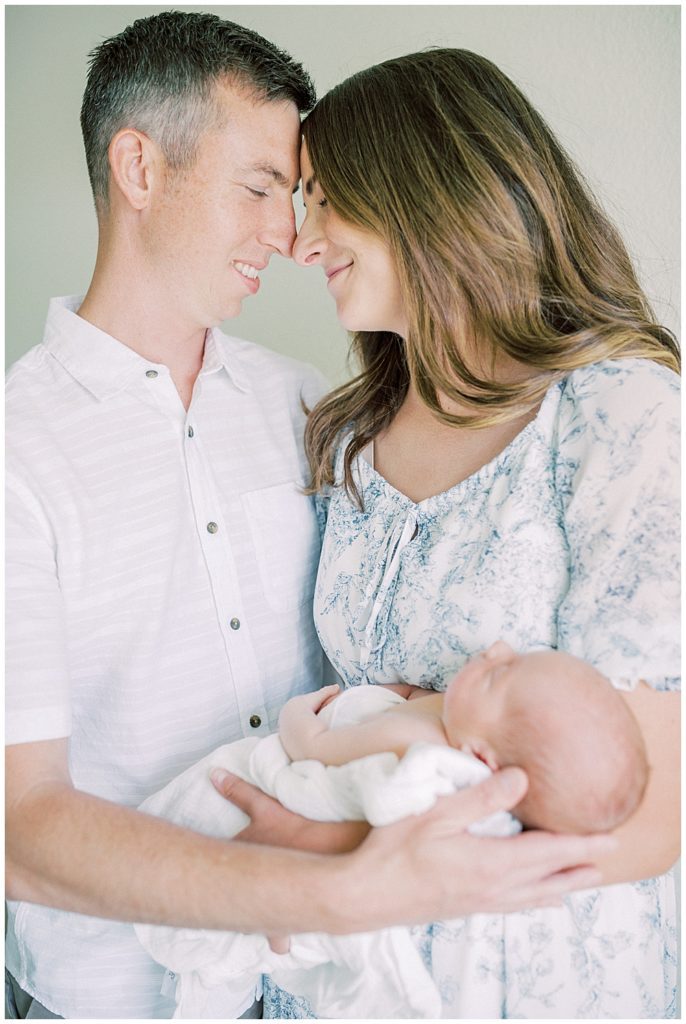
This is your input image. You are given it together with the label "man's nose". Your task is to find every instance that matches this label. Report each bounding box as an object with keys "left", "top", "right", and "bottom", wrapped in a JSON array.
[{"left": 259, "top": 202, "right": 297, "bottom": 259}]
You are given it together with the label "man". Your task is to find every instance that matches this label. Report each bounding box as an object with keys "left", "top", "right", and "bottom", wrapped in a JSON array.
[{"left": 6, "top": 12, "right": 612, "bottom": 1020}]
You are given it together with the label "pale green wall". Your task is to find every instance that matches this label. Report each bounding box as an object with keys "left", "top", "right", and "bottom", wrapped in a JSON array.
[{"left": 6, "top": 4, "right": 680, "bottom": 382}]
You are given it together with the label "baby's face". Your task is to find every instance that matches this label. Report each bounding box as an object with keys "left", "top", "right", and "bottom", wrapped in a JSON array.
[{"left": 442, "top": 641, "right": 528, "bottom": 768}]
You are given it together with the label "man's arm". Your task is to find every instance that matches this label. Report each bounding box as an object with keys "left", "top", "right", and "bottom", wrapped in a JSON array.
[
  {"left": 6, "top": 738, "right": 346, "bottom": 933},
  {"left": 6, "top": 739, "right": 615, "bottom": 934},
  {"left": 213, "top": 766, "right": 617, "bottom": 926}
]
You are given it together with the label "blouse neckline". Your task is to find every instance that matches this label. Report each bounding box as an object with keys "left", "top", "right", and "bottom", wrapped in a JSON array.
[{"left": 354, "top": 379, "right": 563, "bottom": 512}]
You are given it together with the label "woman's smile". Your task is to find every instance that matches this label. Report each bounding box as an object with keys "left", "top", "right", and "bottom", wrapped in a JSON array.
[{"left": 325, "top": 261, "right": 353, "bottom": 287}]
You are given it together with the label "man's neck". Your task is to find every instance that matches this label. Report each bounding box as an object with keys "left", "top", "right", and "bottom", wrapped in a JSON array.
[{"left": 78, "top": 263, "right": 207, "bottom": 410}]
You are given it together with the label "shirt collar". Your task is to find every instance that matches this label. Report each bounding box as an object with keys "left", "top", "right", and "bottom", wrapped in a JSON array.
[
  {"left": 42, "top": 296, "right": 252, "bottom": 400},
  {"left": 202, "top": 328, "right": 251, "bottom": 393}
]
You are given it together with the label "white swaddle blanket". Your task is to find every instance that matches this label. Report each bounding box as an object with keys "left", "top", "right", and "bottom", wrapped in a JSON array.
[{"left": 135, "top": 686, "right": 520, "bottom": 1019}]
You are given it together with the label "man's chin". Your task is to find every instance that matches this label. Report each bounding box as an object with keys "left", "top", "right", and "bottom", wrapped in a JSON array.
[{"left": 210, "top": 299, "right": 244, "bottom": 326}]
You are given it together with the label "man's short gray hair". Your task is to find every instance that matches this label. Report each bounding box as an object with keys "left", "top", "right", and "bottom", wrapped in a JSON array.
[{"left": 80, "top": 11, "right": 316, "bottom": 210}]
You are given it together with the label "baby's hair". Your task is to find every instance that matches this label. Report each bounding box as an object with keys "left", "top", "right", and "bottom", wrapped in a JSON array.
[{"left": 500, "top": 656, "right": 648, "bottom": 833}]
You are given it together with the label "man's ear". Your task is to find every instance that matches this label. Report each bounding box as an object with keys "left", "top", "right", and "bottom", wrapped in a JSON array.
[{"left": 108, "top": 128, "right": 159, "bottom": 210}]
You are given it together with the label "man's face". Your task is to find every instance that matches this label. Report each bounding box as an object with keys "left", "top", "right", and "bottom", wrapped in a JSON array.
[{"left": 146, "top": 81, "right": 301, "bottom": 329}]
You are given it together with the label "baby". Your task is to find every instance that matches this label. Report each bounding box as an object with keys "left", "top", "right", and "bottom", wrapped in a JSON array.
[
  {"left": 136, "top": 641, "right": 648, "bottom": 1018},
  {"left": 279, "top": 640, "right": 649, "bottom": 834}
]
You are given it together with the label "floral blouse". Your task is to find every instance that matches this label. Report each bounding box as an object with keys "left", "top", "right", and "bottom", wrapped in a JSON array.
[{"left": 265, "top": 357, "right": 680, "bottom": 1019}]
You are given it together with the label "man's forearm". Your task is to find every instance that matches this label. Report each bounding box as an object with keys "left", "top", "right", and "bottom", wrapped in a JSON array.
[
  {"left": 7, "top": 768, "right": 620, "bottom": 939},
  {"left": 6, "top": 782, "right": 353, "bottom": 935}
]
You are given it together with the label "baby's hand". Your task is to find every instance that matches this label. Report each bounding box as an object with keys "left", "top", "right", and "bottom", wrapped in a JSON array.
[{"left": 279, "top": 684, "right": 340, "bottom": 762}]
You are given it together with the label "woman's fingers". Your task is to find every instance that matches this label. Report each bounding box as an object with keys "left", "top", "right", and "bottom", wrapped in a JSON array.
[
  {"left": 209, "top": 768, "right": 259, "bottom": 810},
  {"left": 210, "top": 768, "right": 311, "bottom": 846}
]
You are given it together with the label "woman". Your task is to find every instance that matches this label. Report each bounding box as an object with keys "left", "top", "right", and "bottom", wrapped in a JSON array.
[{"left": 267, "top": 49, "right": 680, "bottom": 1018}]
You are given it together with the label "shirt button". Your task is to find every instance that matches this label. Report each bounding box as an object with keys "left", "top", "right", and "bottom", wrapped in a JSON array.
[
  {"left": 187, "top": 426, "right": 194, "bottom": 438},
  {"left": 206, "top": 522, "right": 218, "bottom": 534},
  {"left": 249, "top": 715, "right": 262, "bottom": 729},
  {"left": 230, "top": 617, "right": 240, "bottom": 630},
  {"left": 145, "top": 369, "right": 158, "bottom": 379}
]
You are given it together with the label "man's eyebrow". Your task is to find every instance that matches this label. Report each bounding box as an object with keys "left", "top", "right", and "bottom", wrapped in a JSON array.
[{"left": 247, "top": 162, "right": 293, "bottom": 189}]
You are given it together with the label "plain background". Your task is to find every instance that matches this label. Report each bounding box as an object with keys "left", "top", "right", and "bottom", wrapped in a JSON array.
[{"left": 5, "top": 3, "right": 680, "bottom": 381}]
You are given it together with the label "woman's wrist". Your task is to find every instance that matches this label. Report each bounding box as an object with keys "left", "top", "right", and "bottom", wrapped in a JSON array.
[{"left": 301, "top": 818, "right": 370, "bottom": 855}]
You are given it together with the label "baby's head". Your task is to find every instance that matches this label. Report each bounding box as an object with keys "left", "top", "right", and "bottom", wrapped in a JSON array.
[{"left": 443, "top": 642, "right": 648, "bottom": 833}]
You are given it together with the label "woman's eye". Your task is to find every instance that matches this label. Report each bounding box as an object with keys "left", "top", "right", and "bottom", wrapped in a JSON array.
[{"left": 303, "top": 196, "right": 329, "bottom": 212}]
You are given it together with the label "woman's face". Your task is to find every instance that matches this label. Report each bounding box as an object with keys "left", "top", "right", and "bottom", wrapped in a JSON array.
[{"left": 293, "top": 143, "right": 407, "bottom": 336}]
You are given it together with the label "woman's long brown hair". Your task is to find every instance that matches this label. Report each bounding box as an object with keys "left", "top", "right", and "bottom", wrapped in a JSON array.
[{"left": 302, "top": 49, "right": 679, "bottom": 506}]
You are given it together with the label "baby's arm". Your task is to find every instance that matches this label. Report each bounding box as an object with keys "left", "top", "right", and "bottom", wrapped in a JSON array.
[{"left": 279, "top": 686, "right": 446, "bottom": 766}]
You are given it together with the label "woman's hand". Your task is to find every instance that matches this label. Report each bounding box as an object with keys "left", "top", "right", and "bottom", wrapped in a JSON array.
[
  {"left": 211, "top": 768, "right": 369, "bottom": 853},
  {"left": 278, "top": 684, "right": 340, "bottom": 761}
]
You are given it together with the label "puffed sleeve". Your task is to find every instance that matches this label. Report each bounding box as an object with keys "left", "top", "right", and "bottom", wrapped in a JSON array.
[
  {"left": 554, "top": 359, "right": 680, "bottom": 691},
  {"left": 6, "top": 471, "right": 72, "bottom": 743}
]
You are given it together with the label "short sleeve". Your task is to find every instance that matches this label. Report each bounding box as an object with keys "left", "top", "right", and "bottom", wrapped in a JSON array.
[
  {"left": 554, "top": 360, "right": 680, "bottom": 691},
  {"left": 6, "top": 472, "right": 72, "bottom": 743}
]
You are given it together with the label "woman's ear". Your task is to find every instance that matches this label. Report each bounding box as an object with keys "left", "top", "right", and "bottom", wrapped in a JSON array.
[{"left": 108, "top": 128, "right": 158, "bottom": 210}]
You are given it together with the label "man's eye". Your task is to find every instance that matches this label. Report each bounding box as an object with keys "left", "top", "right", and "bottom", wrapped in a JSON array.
[{"left": 246, "top": 187, "right": 268, "bottom": 198}]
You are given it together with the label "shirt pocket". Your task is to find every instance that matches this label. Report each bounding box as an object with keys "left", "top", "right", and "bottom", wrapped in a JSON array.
[{"left": 242, "top": 480, "right": 320, "bottom": 613}]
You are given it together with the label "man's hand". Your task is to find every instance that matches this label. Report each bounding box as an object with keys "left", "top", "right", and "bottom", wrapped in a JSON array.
[
  {"left": 340, "top": 766, "right": 617, "bottom": 929},
  {"left": 213, "top": 764, "right": 617, "bottom": 931},
  {"left": 278, "top": 684, "right": 340, "bottom": 761}
]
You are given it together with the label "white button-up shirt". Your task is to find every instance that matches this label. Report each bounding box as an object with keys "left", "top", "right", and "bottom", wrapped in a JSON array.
[{"left": 6, "top": 296, "right": 328, "bottom": 1018}]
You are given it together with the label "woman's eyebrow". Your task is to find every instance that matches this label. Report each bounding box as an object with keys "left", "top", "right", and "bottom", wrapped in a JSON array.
[{"left": 304, "top": 174, "right": 318, "bottom": 197}]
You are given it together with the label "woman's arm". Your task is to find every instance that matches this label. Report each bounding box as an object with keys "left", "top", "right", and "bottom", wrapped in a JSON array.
[
  {"left": 554, "top": 364, "right": 680, "bottom": 884},
  {"left": 596, "top": 684, "right": 679, "bottom": 883}
]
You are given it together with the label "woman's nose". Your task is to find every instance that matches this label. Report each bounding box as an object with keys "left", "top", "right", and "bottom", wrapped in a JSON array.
[{"left": 293, "top": 215, "right": 326, "bottom": 267}]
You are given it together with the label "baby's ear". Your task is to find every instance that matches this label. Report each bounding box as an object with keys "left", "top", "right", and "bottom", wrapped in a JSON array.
[{"left": 464, "top": 740, "right": 500, "bottom": 772}]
